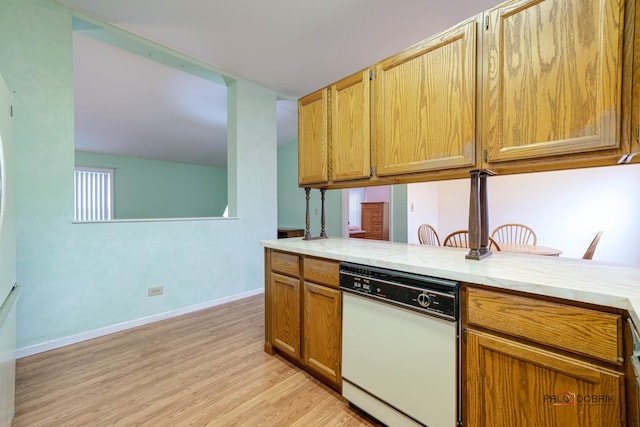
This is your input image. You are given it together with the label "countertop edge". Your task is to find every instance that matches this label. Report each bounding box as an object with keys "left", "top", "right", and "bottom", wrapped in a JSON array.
[{"left": 261, "top": 237, "right": 640, "bottom": 323}]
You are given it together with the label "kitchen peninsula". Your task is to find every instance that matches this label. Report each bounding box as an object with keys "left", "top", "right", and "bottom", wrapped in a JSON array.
[{"left": 262, "top": 236, "right": 640, "bottom": 426}]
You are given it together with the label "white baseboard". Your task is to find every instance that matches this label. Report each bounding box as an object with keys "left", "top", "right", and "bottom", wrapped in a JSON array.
[{"left": 16, "top": 288, "right": 264, "bottom": 359}]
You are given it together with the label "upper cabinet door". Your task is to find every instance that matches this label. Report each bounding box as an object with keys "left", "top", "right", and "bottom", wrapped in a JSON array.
[
  {"left": 376, "top": 18, "right": 478, "bottom": 176},
  {"left": 330, "top": 69, "right": 371, "bottom": 182},
  {"left": 298, "top": 88, "right": 329, "bottom": 185},
  {"left": 483, "top": 0, "right": 624, "bottom": 163}
]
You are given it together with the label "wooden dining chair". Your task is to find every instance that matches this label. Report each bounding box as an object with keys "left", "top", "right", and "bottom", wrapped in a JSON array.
[
  {"left": 491, "top": 223, "right": 537, "bottom": 245},
  {"left": 582, "top": 231, "right": 603, "bottom": 260},
  {"left": 443, "top": 230, "right": 501, "bottom": 251},
  {"left": 418, "top": 224, "right": 440, "bottom": 246}
]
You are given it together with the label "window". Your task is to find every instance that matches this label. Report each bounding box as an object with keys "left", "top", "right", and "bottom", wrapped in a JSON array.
[{"left": 74, "top": 167, "right": 113, "bottom": 221}]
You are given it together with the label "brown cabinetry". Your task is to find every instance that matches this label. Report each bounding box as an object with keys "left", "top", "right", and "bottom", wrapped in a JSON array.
[
  {"left": 265, "top": 249, "right": 342, "bottom": 390},
  {"left": 482, "top": 0, "right": 629, "bottom": 174},
  {"left": 375, "top": 17, "right": 478, "bottom": 177},
  {"left": 297, "top": 69, "right": 372, "bottom": 187},
  {"left": 302, "top": 257, "right": 341, "bottom": 386},
  {"left": 298, "top": 89, "right": 328, "bottom": 185},
  {"left": 464, "top": 286, "right": 627, "bottom": 426},
  {"left": 297, "top": 0, "right": 635, "bottom": 188},
  {"left": 360, "top": 202, "right": 389, "bottom": 240},
  {"left": 270, "top": 272, "right": 300, "bottom": 359},
  {"left": 331, "top": 69, "right": 372, "bottom": 183}
]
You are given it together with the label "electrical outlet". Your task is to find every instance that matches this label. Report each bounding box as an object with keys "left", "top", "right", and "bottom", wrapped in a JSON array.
[{"left": 148, "top": 286, "right": 164, "bottom": 297}]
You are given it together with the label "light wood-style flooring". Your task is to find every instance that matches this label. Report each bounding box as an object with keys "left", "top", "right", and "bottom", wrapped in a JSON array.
[{"left": 13, "top": 294, "right": 379, "bottom": 426}]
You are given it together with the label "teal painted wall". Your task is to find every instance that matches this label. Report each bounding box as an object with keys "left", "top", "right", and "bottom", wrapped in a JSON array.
[
  {"left": 391, "top": 184, "right": 408, "bottom": 242},
  {"left": 0, "top": 0, "right": 277, "bottom": 350},
  {"left": 0, "top": 73, "right": 16, "bottom": 306},
  {"left": 75, "top": 151, "right": 228, "bottom": 219},
  {"left": 276, "top": 139, "right": 342, "bottom": 236}
]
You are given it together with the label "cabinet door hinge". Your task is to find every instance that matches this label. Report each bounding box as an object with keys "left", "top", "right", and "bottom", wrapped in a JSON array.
[
  {"left": 369, "top": 166, "right": 374, "bottom": 177},
  {"left": 485, "top": 15, "right": 489, "bottom": 30},
  {"left": 483, "top": 148, "right": 488, "bottom": 162},
  {"left": 369, "top": 69, "right": 375, "bottom": 80},
  {"left": 635, "top": 124, "right": 639, "bottom": 143},
  {"left": 463, "top": 328, "right": 467, "bottom": 344}
]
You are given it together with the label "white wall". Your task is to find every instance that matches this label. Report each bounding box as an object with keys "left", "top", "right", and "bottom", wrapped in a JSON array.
[
  {"left": 365, "top": 186, "right": 391, "bottom": 202},
  {"left": 407, "top": 164, "right": 640, "bottom": 265},
  {"left": 407, "top": 182, "right": 440, "bottom": 244}
]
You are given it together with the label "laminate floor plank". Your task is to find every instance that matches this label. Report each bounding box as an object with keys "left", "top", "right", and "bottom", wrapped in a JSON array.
[{"left": 13, "top": 294, "right": 379, "bottom": 427}]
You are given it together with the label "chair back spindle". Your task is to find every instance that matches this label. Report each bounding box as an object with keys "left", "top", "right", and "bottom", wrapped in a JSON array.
[
  {"left": 443, "top": 230, "right": 501, "bottom": 251},
  {"left": 491, "top": 224, "right": 537, "bottom": 245},
  {"left": 418, "top": 224, "right": 441, "bottom": 246}
]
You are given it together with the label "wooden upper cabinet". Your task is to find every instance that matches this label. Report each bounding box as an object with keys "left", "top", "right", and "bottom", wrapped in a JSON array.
[
  {"left": 483, "top": 0, "right": 625, "bottom": 165},
  {"left": 375, "top": 18, "right": 478, "bottom": 176},
  {"left": 298, "top": 88, "right": 328, "bottom": 185},
  {"left": 330, "top": 69, "right": 371, "bottom": 182}
]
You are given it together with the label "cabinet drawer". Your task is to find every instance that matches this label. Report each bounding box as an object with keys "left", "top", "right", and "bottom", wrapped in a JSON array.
[
  {"left": 271, "top": 251, "right": 300, "bottom": 277},
  {"left": 303, "top": 257, "right": 340, "bottom": 289},
  {"left": 466, "top": 287, "right": 622, "bottom": 364}
]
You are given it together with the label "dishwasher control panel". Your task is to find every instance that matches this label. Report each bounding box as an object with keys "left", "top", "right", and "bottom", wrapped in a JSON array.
[{"left": 339, "top": 262, "right": 458, "bottom": 320}]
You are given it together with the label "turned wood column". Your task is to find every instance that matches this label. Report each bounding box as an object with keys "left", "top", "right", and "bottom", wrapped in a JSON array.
[
  {"left": 466, "top": 169, "right": 495, "bottom": 260},
  {"left": 302, "top": 187, "right": 329, "bottom": 241},
  {"left": 479, "top": 171, "right": 491, "bottom": 255},
  {"left": 320, "top": 189, "right": 327, "bottom": 238},
  {"left": 304, "top": 187, "right": 311, "bottom": 240},
  {"left": 467, "top": 171, "right": 482, "bottom": 259}
]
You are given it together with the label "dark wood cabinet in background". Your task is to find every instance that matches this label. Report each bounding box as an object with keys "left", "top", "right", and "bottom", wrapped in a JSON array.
[{"left": 361, "top": 202, "right": 389, "bottom": 241}]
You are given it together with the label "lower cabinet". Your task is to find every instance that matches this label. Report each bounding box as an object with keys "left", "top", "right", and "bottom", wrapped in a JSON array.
[
  {"left": 464, "top": 285, "right": 628, "bottom": 426},
  {"left": 270, "top": 272, "right": 300, "bottom": 360},
  {"left": 303, "top": 282, "right": 341, "bottom": 386},
  {"left": 265, "top": 249, "right": 342, "bottom": 390},
  {"left": 466, "top": 329, "right": 624, "bottom": 426}
]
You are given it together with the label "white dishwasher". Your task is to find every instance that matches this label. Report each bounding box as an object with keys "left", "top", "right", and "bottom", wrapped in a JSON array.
[{"left": 340, "top": 262, "right": 459, "bottom": 427}]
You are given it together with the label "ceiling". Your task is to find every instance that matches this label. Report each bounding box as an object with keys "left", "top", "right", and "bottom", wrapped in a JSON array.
[{"left": 59, "top": 0, "right": 502, "bottom": 167}]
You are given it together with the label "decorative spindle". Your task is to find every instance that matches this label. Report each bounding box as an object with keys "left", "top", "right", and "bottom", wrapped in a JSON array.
[
  {"left": 466, "top": 170, "right": 482, "bottom": 260},
  {"left": 304, "top": 188, "right": 311, "bottom": 240},
  {"left": 467, "top": 169, "right": 496, "bottom": 260},
  {"left": 479, "top": 171, "right": 491, "bottom": 255},
  {"left": 320, "top": 189, "right": 326, "bottom": 237},
  {"left": 302, "top": 187, "right": 329, "bottom": 241}
]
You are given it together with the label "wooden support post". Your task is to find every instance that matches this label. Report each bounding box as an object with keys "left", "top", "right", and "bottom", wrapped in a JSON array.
[
  {"left": 479, "top": 171, "right": 490, "bottom": 255},
  {"left": 466, "top": 170, "right": 482, "bottom": 260},
  {"left": 304, "top": 188, "right": 311, "bottom": 240},
  {"left": 320, "top": 189, "right": 327, "bottom": 238},
  {"left": 467, "top": 169, "right": 496, "bottom": 260},
  {"left": 302, "top": 187, "right": 329, "bottom": 241}
]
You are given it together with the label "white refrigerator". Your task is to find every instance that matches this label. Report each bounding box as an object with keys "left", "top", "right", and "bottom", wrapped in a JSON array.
[{"left": 0, "top": 72, "right": 18, "bottom": 425}]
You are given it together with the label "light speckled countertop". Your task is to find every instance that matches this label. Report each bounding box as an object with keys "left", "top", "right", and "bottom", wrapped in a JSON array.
[{"left": 261, "top": 236, "right": 640, "bottom": 324}]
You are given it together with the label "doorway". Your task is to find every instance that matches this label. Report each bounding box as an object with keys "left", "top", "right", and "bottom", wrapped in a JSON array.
[{"left": 342, "top": 186, "right": 391, "bottom": 240}]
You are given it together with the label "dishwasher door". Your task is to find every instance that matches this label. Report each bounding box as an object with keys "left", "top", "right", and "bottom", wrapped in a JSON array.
[{"left": 342, "top": 292, "right": 458, "bottom": 427}]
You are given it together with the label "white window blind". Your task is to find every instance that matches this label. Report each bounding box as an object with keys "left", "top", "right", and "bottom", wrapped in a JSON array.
[{"left": 74, "top": 167, "right": 113, "bottom": 221}]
